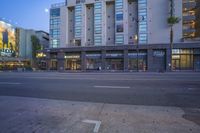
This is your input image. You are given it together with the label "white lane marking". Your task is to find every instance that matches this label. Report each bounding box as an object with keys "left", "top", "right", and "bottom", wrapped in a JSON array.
[
  {"left": 24, "top": 77, "right": 200, "bottom": 81},
  {"left": 26, "top": 77, "right": 95, "bottom": 80},
  {"left": 82, "top": 119, "right": 101, "bottom": 133},
  {"left": 0, "top": 82, "right": 21, "bottom": 85},
  {"left": 94, "top": 86, "right": 130, "bottom": 89}
]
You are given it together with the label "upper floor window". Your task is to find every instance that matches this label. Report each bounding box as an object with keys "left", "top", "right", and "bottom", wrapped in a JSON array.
[{"left": 50, "top": 8, "right": 60, "bottom": 17}]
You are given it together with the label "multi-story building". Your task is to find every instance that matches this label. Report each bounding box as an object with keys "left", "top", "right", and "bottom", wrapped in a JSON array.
[
  {"left": 0, "top": 19, "right": 49, "bottom": 70},
  {"left": 43, "top": 0, "right": 200, "bottom": 71}
]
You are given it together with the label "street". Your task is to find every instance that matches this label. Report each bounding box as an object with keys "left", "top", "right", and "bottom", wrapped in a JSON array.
[
  {"left": 0, "top": 72, "right": 200, "bottom": 133},
  {"left": 0, "top": 72, "right": 200, "bottom": 107}
]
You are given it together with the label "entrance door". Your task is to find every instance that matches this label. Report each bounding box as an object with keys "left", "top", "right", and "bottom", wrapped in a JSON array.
[
  {"left": 71, "top": 60, "right": 77, "bottom": 70},
  {"left": 111, "top": 59, "right": 123, "bottom": 70}
]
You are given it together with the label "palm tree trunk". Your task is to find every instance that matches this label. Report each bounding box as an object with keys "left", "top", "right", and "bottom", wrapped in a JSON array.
[{"left": 170, "top": 26, "right": 173, "bottom": 71}]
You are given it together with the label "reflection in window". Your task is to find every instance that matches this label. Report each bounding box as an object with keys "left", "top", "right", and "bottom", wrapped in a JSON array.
[
  {"left": 115, "top": 0, "right": 124, "bottom": 44},
  {"left": 116, "top": 24, "right": 123, "bottom": 32},
  {"left": 50, "top": 8, "right": 60, "bottom": 17},
  {"left": 94, "top": 2, "right": 102, "bottom": 45},
  {"left": 75, "top": 4, "right": 82, "bottom": 39},
  {"left": 138, "top": 0, "right": 148, "bottom": 44},
  {"left": 116, "top": 35, "right": 124, "bottom": 44}
]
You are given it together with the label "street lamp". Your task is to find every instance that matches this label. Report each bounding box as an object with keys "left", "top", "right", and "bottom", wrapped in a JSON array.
[
  {"left": 132, "top": 16, "right": 144, "bottom": 72},
  {"left": 134, "top": 34, "right": 139, "bottom": 72}
]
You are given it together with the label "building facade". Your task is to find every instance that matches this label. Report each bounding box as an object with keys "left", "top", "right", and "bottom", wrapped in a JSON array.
[
  {"left": 41, "top": 0, "right": 200, "bottom": 71},
  {"left": 0, "top": 19, "right": 49, "bottom": 70}
]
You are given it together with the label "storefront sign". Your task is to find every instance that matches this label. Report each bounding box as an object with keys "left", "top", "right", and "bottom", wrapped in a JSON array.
[
  {"left": 0, "top": 48, "right": 14, "bottom": 57},
  {"left": 153, "top": 51, "right": 165, "bottom": 57},
  {"left": 65, "top": 55, "right": 80, "bottom": 59},
  {"left": 86, "top": 54, "right": 101, "bottom": 58},
  {"left": 106, "top": 53, "right": 123, "bottom": 58},
  {"left": 128, "top": 53, "right": 147, "bottom": 57},
  {"left": 172, "top": 55, "right": 180, "bottom": 59}
]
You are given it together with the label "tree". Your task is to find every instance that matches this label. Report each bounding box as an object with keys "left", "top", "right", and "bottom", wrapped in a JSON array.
[
  {"left": 31, "top": 35, "right": 41, "bottom": 68},
  {"left": 167, "top": 0, "right": 180, "bottom": 71},
  {"left": 31, "top": 35, "right": 41, "bottom": 59}
]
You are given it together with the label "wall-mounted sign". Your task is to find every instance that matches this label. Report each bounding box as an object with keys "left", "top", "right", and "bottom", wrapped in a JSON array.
[
  {"left": 153, "top": 50, "right": 165, "bottom": 57},
  {"left": 106, "top": 53, "right": 123, "bottom": 58},
  {"left": 65, "top": 55, "right": 80, "bottom": 59},
  {"left": 86, "top": 54, "right": 101, "bottom": 58}
]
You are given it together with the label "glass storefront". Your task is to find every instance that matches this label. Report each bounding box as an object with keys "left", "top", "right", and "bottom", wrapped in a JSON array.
[
  {"left": 128, "top": 51, "right": 147, "bottom": 71},
  {"left": 105, "top": 51, "right": 124, "bottom": 70},
  {"left": 106, "top": 59, "right": 123, "bottom": 70},
  {"left": 0, "top": 60, "right": 30, "bottom": 70},
  {"left": 50, "top": 59, "right": 58, "bottom": 70},
  {"left": 64, "top": 53, "right": 81, "bottom": 70},
  {"left": 86, "top": 53, "right": 102, "bottom": 70},
  {"left": 172, "top": 49, "right": 194, "bottom": 70}
]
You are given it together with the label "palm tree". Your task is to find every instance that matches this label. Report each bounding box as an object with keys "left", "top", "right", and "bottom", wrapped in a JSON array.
[{"left": 167, "top": 0, "right": 180, "bottom": 71}]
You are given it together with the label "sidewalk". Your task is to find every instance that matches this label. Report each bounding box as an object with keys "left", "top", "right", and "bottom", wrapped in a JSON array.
[{"left": 0, "top": 96, "right": 199, "bottom": 133}]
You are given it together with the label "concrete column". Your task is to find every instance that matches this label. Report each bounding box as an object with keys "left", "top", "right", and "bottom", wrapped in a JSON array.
[
  {"left": 147, "top": 49, "right": 153, "bottom": 72},
  {"left": 166, "top": 48, "right": 171, "bottom": 72},
  {"left": 57, "top": 52, "right": 65, "bottom": 71},
  {"left": 101, "top": 50, "right": 106, "bottom": 70},
  {"left": 81, "top": 51, "right": 86, "bottom": 71},
  {"left": 102, "top": 1, "right": 107, "bottom": 46},
  {"left": 124, "top": 49, "right": 129, "bottom": 71},
  {"left": 123, "top": 0, "right": 129, "bottom": 45}
]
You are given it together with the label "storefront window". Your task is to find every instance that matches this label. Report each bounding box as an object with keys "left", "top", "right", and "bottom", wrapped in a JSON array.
[
  {"left": 106, "top": 59, "right": 123, "bottom": 70},
  {"left": 65, "top": 59, "right": 81, "bottom": 70},
  {"left": 86, "top": 53, "right": 102, "bottom": 70},
  {"left": 64, "top": 53, "right": 81, "bottom": 70},
  {"left": 128, "top": 51, "right": 147, "bottom": 71},
  {"left": 86, "top": 59, "right": 101, "bottom": 70},
  {"left": 50, "top": 59, "right": 57, "bottom": 70},
  {"left": 172, "top": 49, "right": 194, "bottom": 70}
]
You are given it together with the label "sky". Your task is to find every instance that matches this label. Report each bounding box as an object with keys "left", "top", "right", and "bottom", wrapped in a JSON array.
[{"left": 0, "top": 0, "right": 64, "bottom": 32}]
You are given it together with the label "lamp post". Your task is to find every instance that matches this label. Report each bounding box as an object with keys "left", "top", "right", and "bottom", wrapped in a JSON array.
[
  {"left": 132, "top": 15, "right": 144, "bottom": 72},
  {"left": 134, "top": 34, "right": 139, "bottom": 72}
]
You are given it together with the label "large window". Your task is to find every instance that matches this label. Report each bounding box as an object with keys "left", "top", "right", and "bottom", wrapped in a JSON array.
[
  {"left": 128, "top": 51, "right": 147, "bottom": 71},
  {"left": 115, "top": 0, "right": 124, "bottom": 44},
  {"left": 172, "top": 49, "right": 194, "bottom": 70},
  {"left": 116, "top": 12, "right": 123, "bottom": 21},
  {"left": 116, "top": 24, "right": 124, "bottom": 32},
  {"left": 75, "top": 4, "right": 82, "bottom": 39},
  {"left": 115, "top": 34, "right": 124, "bottom": 44},
  {"left": 138, "top": 0, "right": 148, "bottom": 44},
  {"left": 94, "top": 2, "right": 102, "bottom": 45},
  {"left": 50, "top": 7, "right": 61, "bottom": 48},
  {"left": 50, "top": 8, "right": 60, "bottom": 17}
]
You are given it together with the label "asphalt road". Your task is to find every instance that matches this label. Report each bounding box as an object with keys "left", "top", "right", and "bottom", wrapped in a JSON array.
[{"left": 0, "top": 72, "right": 200, "bottom": 108}]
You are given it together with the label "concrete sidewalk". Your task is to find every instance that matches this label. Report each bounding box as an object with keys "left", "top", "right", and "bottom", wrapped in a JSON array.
[{"left": 0, "top": 96, "right": 199, "bottom": 133}]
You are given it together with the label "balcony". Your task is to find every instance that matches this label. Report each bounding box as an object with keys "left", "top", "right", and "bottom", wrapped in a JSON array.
[
  {"left": 183, "top": 2, "right": 196, "bottom": 9},
  {"left": 183, "top": 15, "right": 196, "bottom": 21},
  {"left": 183, "top": 28, "right": 196, "bottom": 33}
]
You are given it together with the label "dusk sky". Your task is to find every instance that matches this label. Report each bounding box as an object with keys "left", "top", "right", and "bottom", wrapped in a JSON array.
[{"left": 0, "top": 0, "right": 64, "bottom": 32}]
